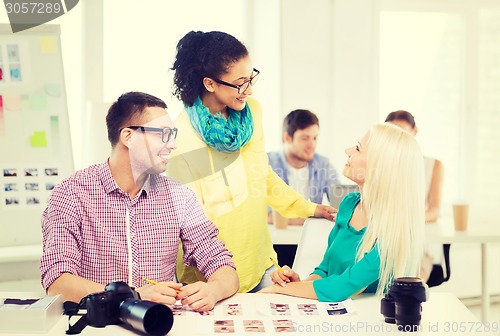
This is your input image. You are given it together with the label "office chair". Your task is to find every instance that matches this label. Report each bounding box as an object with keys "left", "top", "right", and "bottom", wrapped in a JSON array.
[
  {"left": 292, "top": 218, "right": 334, "bottom": 280},
  {"left": 426, "top": 244, "right": 451, "bottom": 287}
]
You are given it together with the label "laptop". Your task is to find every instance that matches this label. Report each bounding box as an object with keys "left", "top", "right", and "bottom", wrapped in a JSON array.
[{"left": 329, "top": 184, "right": 359, "bottom": 209}]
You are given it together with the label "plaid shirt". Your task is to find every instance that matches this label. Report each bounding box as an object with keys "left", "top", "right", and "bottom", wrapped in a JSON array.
[{"left": 40, "top": 162, "right": 235, "bottom": 290}]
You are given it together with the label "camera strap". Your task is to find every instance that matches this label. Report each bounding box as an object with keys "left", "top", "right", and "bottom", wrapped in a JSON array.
[{"left": 63, "top": 300, "right": 89, "bottom": 335}]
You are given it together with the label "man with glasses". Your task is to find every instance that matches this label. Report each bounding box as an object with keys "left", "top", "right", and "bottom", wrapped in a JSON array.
[{"left": 40, "top": 91, "right": 239, "bottom": 312}]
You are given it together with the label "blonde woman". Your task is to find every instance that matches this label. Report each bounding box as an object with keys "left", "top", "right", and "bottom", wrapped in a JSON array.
[
  {"left": 260, "top": 123, "right": 425, "bottom": 301},
  {"left": 385, "top": 110, "right": 445, "bottom": 283}
]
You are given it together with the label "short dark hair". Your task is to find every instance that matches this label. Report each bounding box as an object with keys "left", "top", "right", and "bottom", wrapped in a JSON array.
[
  {"left": 385, "top": 110, "right": 416, "bottom": 128},
  {"left": 283, "top": 109, "right": 319, "bottom": 137},
  {"left": 106, "top": 91, "right": 167, "bottom": 147},
  {"left": 171, "top": 31, "right": 248, "bottom": 106}
]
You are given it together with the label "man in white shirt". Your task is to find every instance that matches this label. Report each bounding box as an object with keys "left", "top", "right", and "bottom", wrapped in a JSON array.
[
  {"left": 267, "top": 109, "right": 340, "bottom": 266},
  {"left": 268, "top": 109, "right": 340, "bottom": 209}
]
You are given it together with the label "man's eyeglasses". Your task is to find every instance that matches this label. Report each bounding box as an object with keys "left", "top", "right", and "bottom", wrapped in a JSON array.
[
  {"left": 212, "top": 68, "right": 260, "bottom": 94},
  {"left": 126, "top": 126, "right": 178, "bottom": 143}
]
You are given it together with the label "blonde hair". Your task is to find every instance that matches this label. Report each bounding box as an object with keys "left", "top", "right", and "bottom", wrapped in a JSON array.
[{"left": 356, "top": 123, "right": 425, "bottom": 295}]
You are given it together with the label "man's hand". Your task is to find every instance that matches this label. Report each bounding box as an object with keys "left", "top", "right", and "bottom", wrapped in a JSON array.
[
  {"left": 176, "top": 281, "right": 219, "bottom": 312},
  {"left": 135, "top": 281, "right": 182, "bottom": 306}
]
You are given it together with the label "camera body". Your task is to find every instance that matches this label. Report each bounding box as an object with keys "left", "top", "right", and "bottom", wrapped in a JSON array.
[
  {"left": 381, "top": 277, "right": 428, "bottom": 332},
  {"left": 84, "top": 281, "right": 174, "bottom": 336},
  {"left": 85, "top": 281, "right": 138, "bottom": 327}
]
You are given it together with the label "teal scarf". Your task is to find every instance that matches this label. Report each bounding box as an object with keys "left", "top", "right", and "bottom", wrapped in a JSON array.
[{"left": 185, "top": 96, "right": 254, "bottom": 152}]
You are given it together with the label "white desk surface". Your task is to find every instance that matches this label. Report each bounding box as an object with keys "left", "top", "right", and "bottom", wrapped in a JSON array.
[
  {"left": 269, "top": 218, "right": 500, "bottom": 246},
  {"left": 5, "top": 292, "right": 492, "bottom": 336},
  {"left": 0, "top": 244, "right": 42, "bottom": 263},
  {"left": 425, "top": 218, "right": 500, "bottom": 244}
]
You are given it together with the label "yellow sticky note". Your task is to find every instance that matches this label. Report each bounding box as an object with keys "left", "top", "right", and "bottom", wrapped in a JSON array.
[
  {"left": 30, "top": 131, "right": 48, "bottom": 147},
  {"left": 40, "top": 36, "right": 57, "bottom": 53}
]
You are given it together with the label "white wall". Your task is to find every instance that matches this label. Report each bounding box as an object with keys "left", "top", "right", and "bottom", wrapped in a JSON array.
[{"left": 278, "top": 0, "right": 380, "bottom": 184}]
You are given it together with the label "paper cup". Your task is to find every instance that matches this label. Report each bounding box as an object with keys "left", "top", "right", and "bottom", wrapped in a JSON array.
[
  {"left": 272, "top": 210, "right": 289, "bottom": 229},
  {"left": 452, "top": 203, "right": 469, "bottom": 231}
]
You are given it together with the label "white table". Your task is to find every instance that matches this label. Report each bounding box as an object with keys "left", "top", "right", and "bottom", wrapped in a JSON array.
[
  {"left": 0, "top": 244, "right": 42, "bottom": 263},
  {"left": 424, "top": 219, "right": 500, "bottom": 322},
  {"left": 4, "top": 292, "right": 490, "bottom": 335},
  {"left": 269, "top": 218, "right": 500, "bottom": 322}
]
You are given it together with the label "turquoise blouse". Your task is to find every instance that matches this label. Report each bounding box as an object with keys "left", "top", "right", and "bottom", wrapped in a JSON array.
[{"left": 312, "top": 192, "right": 380, "bottom": 302}]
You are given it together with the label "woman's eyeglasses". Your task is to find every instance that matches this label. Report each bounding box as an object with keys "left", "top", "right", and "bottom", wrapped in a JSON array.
[{"left": 212, "top": 68, "right": 260, "bottom": 94}]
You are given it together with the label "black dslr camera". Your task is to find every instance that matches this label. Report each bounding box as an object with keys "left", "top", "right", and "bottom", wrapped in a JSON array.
[
  {"left": 380, "top": 277, "right": 428, "bottom": 332},
  {"left": 66, "top": 281, "right": 173, "bottom": 336}
]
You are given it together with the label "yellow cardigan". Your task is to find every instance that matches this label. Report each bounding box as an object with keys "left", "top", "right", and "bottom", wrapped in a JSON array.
[{"left": 167, "top": 98, "right": 316, "bottom": 292}]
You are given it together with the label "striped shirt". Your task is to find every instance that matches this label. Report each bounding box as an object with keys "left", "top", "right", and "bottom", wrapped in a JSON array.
[{"left": 40, "top": 162, "right": 235, "bottom": 290}]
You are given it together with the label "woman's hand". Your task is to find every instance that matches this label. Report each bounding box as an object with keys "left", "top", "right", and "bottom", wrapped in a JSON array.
[
  {"left": 314, "top": 204, "right": 337, "bottom": 221},
  {"left": 270, "top": 265, "right": 300, "bottom": 287},
  {"left": 258, "top": 283, "right": 280, "bottom": 294}
]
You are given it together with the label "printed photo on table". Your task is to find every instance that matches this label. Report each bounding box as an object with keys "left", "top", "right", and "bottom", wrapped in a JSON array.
[
  {"left": 270, "top": 303, "right": 290, "bottom": 315},
  {"left": 224, "top": 303, "right": 242, "bottom": 316}
]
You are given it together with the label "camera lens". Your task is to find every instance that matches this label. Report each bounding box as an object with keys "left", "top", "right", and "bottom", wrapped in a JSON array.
[
  {"left": 395, "top": 302, "right": 422, "bottom": 332},
  {"left": 119, "top": 299, "right": 174, "bottom": 336},
  {"left": 380, "top": 294, "right": 395, "bottom": 324},
  {"left": 390, "top": 277, "right": 428, "bottom": 332}
]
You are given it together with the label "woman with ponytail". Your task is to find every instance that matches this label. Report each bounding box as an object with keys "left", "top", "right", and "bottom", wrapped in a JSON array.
[
  {"left": 167, "top": 31, "right": 335, "bottom": 293},
  {"left": 260, "top": 123, "right": 425, "bottom": 301}
]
